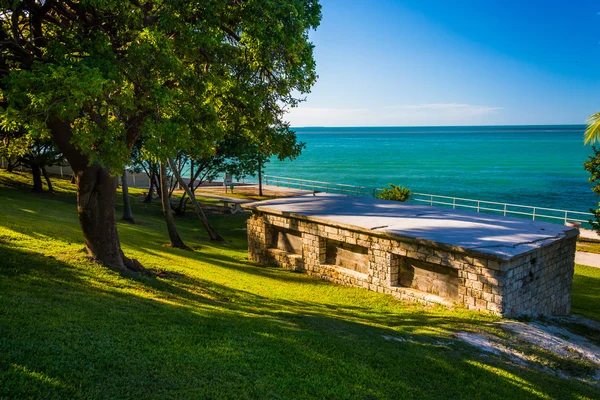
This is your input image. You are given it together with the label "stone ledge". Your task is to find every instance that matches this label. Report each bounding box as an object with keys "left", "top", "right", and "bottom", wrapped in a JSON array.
[{"left": 242, "top": 194, "right": 577, "bottom": 262}]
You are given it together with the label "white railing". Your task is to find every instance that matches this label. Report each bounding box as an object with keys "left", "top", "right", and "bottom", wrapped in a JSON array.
[
  {"left": 410, "top": 193, "right": 590, "bottom": 225},
  {"left": 260, "top": 174, "right": 593, "bottom": 226},
  {"left": 263, "top": 175, "right": 376, "bottom": 197}
]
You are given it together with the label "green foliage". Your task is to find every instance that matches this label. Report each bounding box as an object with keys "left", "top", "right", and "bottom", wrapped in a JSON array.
[
  {"left": 376, "top": 184, "right": 411, "bottom": 202},
  {"left": 583, "top": 146, "right": 600, "bottom": 233},
  {"left": 571, "top": 264, "right": 600, "bottom": 322},
  {"left": 584, "top": 111, "right": 600, "bottom": 145},
  {"left": 0, "top": 1, "right": 321, "bottom": 171}
]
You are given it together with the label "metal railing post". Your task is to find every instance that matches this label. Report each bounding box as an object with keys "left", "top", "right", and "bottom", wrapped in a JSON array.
[
  {"left": 564, "top": 211, "right": 568, "bottom": 224},
  {"left": 477, "top": 201, "right": 480, "bottom": 213},
  {"left": 503, "top": 204, "right": 507, "bottom": 216},
  {"left": 452, "top": 198, "right": 456, "bottom": 209},
  {"left": 132, "top": 174, "right": 136, "bottom": 187},
  {"left": 532, "top": 207, "right": 536, "bottom": 221},
  {"left": 430, "top": 195, "right": 433, "bottom": 206}
]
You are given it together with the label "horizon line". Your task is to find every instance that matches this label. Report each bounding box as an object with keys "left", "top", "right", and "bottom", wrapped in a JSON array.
[{"left": 289, "top": 123, "right": 587, "bottom": 129}]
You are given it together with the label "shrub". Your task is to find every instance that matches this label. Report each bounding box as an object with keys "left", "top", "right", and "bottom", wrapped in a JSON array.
[{"left": 375, "top": 184, "right": 411, "bottom": 202}]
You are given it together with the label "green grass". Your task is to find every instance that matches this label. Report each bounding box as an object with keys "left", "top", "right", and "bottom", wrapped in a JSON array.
[
  {"left": 0, "top": 170, "right": 599, "bottom": 399},
  {"left": 571, "top": 264, "right": 600, "bottom": 322},
  {"left": 576, "top": 240, "right": 600, "bottom": 254}
]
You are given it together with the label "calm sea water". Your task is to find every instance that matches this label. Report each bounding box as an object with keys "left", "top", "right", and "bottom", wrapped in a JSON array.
[{"left": 264, "top": 125, "right": 596, "bottom": 212}]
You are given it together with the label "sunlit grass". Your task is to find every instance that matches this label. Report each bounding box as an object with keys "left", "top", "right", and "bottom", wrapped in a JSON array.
[
  {"left": 0, "top": 169, "right": 598, "bottom": 399},
  {"left": 572, "top": 264, "right": 600, "bottom": 322}
]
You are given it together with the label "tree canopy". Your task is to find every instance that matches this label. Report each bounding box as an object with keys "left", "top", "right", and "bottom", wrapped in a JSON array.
[{"left": 0, "top": 0, "right": 321, "bottom": 271}]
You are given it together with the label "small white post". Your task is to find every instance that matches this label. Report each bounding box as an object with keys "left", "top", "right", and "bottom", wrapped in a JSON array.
[
  {"left": 132, "top": 174, "right": 136, "bottom": 187},
  {"left": 477, "top": 201, "right": 480, "bottom": 213},
  {"left": 532, "top": 208, "right": 536, "bottom": 220},
  {"left": 503, "top": 204, "right": 507, "bottom": 216}
]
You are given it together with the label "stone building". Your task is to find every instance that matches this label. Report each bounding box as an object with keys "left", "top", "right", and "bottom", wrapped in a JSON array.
[{"left": 243, "top": 194, "right": 578, "bottom": 317}]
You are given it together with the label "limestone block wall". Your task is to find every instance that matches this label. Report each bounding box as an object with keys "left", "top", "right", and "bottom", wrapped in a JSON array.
[{"left": 247, "top": 211, "right": 576, "bottom": 317}]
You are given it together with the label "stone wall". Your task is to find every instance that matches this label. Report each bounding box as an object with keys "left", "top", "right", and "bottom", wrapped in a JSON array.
[{"left": 247, "top": 211, "right": 576, "bottom": 317}]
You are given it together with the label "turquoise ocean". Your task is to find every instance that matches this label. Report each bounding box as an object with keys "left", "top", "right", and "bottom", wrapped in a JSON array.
[{"left": 264, "top": 125, "right": 596, "bottom": 213}]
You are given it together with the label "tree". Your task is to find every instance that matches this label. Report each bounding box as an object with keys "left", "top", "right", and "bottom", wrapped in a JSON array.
[
  {"left": 159, "top": 160, "right": 188, "bottom": 249},
  {"left": 121, "top": 170, "right": 135, "bottom": 223},
  {"left": 583, "top": 112, "right": 600, "bottom": 233},
  {"left": 168, "top": 157, "right": 222, "bottom": 241},
  {"left": 20, "top": 140, "right": 63, "bottom": 193},
  {"left": 0, "top": 129, "right": 62, "bottom": 192},
  {"left": 584, "top": 112, "right": 600, "bottom": 145},
  {"left": 0, "top": 1, "right": 321, "bottom": 273}
]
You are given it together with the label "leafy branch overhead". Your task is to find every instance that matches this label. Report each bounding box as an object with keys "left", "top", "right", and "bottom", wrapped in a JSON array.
[{"left": 0, "top": 0, "right": 320, "bottom": 170}]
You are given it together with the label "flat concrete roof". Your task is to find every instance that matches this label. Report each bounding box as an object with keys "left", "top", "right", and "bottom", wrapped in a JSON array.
[{"left": 243, "top": 194, "right": 578, "bottom": 260}]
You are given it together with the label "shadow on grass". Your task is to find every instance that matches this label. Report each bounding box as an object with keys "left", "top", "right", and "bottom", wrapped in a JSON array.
[{"left": 1, "top": 242, "right": 598, "bottom": 399}]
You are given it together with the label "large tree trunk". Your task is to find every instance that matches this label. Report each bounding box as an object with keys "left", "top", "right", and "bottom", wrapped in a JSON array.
[
  {"left": 48, "top": 119, "right": 144, "bottom": 273},
  {"left": 159, "top": 161, "right": 188, "bottom": 249},
  {"left": 121, "top": 170, "right": 135, "bottom": 223},
  {"left": 41, "top": 166, "right": 54, "bottom": 193},
  {"left": 76, "top": 163, "right": 145, "bottom": 272},
  {"left": 31, "top": 164, "right": 43, "bottom": 192},
  {"left": 168, "top": 158, "right": 224, "bottom": 241}
]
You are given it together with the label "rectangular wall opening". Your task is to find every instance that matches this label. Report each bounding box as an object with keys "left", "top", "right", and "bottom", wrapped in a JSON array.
[
  {"left": 270, "top": 226, "right": 303, "bottom": 255},
  {"left": 325, "top": 239, "right": 369, "bottom": 274},
  {"left": 399, "top": 258, "right": 458, "bottom": 300}
]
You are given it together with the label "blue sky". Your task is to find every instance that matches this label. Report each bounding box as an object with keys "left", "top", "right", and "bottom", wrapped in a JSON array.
[{"left": 287, "top": 0, "right": 600, "bottom": 127}]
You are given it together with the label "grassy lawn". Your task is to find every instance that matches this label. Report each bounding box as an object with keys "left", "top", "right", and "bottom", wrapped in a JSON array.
[
  {"left": 571, "top": 264, "right": 600, "bottom": 322},
  {"left": 576, "top": 240, "right": 600, "bottom": 254},
  {"left": 0, "top": 170, "right": 599, "bottom": 399}
]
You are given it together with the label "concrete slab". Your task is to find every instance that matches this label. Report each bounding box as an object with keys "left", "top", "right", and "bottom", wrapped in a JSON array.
[
  {"left": 243, "top": 193, "right": 578, "bottom": 260},
  {"left": 575, "top": 251, "right": 600, "bottom": 268},
  {"left": 579, "top": 228, "right": 600, "bottom": 242}
]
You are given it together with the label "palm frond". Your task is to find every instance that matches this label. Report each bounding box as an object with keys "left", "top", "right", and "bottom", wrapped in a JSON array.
[{"left": 584, "top": 112, "right": 600, "bottom": 145}]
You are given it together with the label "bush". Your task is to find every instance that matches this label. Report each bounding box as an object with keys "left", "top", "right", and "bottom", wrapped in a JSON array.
[{"left": 375, "top": 184, "right": 411, "bottom": 202}]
